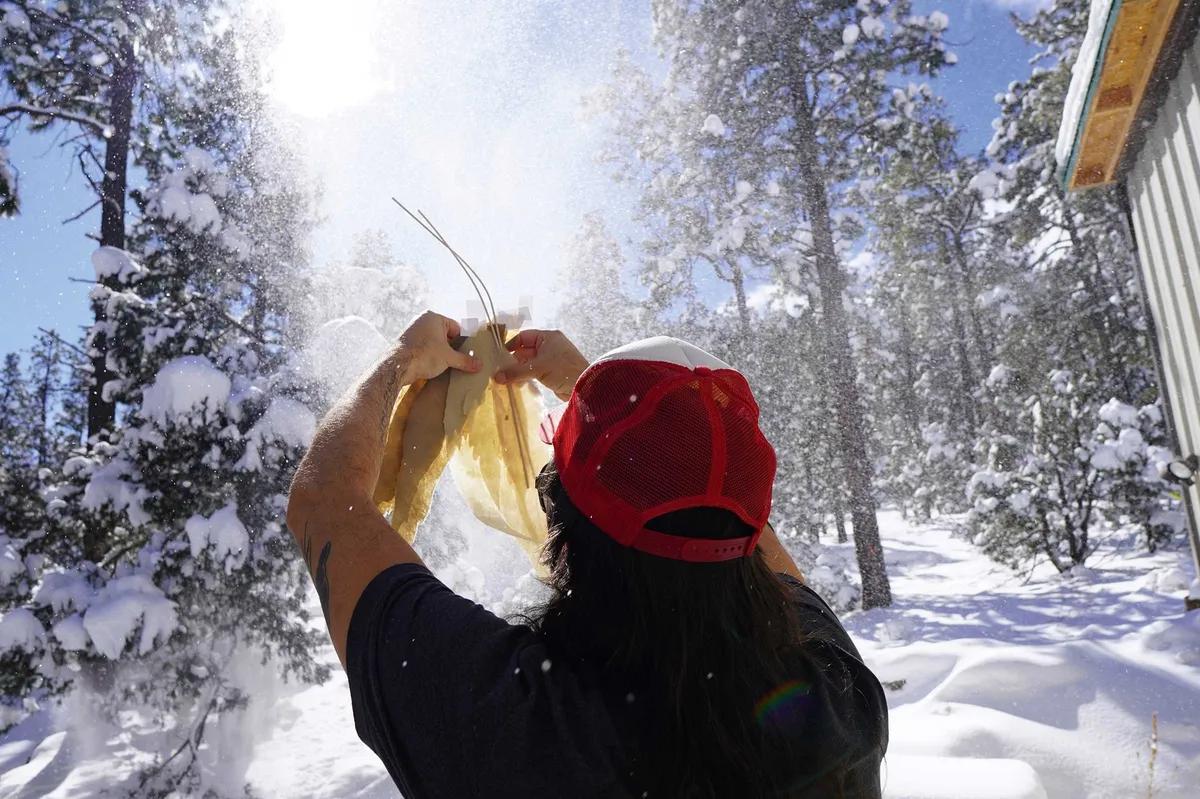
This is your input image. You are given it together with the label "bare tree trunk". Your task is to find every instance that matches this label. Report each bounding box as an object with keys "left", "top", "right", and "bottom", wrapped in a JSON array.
[
  {"left": 83, "top": 38, "right": 136, "bottom": 563},
  {"left": 951, "top": 237, "right": 992, "bottom": 377},
  {"left": 87, "top": 39, "right": 135, "bottom": 444},
  {"left": 944, "top": 261, "right": 977, "bottom": 436},
  {"left": 793, "top": 99, "right": 892, "bottom": 609},
  {"left": 34, "top": 340, "right": 54, "bottom": 464}
]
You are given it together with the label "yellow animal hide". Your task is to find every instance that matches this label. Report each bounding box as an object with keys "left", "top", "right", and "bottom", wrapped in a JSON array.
[{"left": 372, "top": 325, "right": 552, "bottom": 560}]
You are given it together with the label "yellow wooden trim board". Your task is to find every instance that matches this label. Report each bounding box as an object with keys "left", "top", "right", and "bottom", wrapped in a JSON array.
[{"left": 1068, "top": 0, "right": 1184, "bottom": 190}]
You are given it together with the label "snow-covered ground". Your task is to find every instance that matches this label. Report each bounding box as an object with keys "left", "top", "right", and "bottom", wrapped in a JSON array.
[{"left": 2, "top": 511, "right": 1197, "bottom": 798}]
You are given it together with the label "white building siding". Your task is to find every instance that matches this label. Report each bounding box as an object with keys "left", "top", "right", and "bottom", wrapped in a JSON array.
[{"left": 1126, "top": 30, "right": 1200, "bottom": 547}]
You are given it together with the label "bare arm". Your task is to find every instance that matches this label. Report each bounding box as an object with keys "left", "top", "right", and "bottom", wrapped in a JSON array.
[
  {"left": 286, "top": 312, "right": 480, "bottom": 666},
  {"left": 757, "top": 523, "right": 806, "bottom": 583}
]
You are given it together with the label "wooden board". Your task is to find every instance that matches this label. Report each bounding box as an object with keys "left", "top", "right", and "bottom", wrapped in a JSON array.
[{"left": 1069, "top": 0, "right": 1185, "bottom": 189}]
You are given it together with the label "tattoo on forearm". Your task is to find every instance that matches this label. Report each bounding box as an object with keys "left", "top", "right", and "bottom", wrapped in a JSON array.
[
  {"left": 315, "top": 540, "right": 333, "bottom": 628},
  {"left": 301, "top": 522, "right": 334, "bottom": 628}
]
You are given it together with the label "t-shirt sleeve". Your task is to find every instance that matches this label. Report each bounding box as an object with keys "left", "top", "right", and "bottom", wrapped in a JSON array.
[
  {"left": 344, "top": 563, "right": 627, "bottom": 799},
  {"left": 777, "top": 574, "right": 868, "bottom": 659},
  {"left": 777, "top": 574, "right": 890, "bottom": 795}
]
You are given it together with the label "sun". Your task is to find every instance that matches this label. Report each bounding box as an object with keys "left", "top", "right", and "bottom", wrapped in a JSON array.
[{"left": 257, "top": 0, "right": 387, "bottom": 117}]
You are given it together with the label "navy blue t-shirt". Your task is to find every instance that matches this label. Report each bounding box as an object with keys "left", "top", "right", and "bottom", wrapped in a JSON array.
[{"left": 346, "top": 563, "right": 887, "bottom": 798}]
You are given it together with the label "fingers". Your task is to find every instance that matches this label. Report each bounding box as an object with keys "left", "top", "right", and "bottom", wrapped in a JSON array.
[
  {"left": 506, "top": 329, "right": 542, "bottom": 352},
  {"left": 449, "top": 345, "right": 482, "bottom": 373},
  {"left": 494, "top": 359, "right": 539, "bottom": 386},
  {"left": 443, "top": 315, "right": 462, "bottom": 341}
]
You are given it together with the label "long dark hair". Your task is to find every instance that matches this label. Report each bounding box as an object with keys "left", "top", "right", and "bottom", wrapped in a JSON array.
[{"left": 529, "top": 462, "right": 846, "bottom": 799}]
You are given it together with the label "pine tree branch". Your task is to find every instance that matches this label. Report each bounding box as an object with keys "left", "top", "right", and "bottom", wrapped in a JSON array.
[
  {"left": 0, "top": 103, "right": 107, "bottom": 135},
  {"left": 9, "top": 0, "right": 125, "bottom": 66},
  {"left": 62, "top": 198, "right": 101, "bottom": 224},
  {"left": 36, "top": 328, "right": 87, "bottom": 358}
]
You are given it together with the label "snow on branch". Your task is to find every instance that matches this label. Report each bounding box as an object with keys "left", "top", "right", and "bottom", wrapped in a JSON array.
[{"left": 0, "top": 102, "right": 108, "bottom": 135}]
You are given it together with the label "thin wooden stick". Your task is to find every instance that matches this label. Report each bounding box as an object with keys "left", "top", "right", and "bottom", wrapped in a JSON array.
[
  {"left": 416, "top": 211, "right": 500, "bottom": 329},
  {"left": 391, "top": 198, "right": 535, "bottom": 483},
  {"left": 412, "top": 207, "right": 504, "bottom": 356},
  {"left": 391, "top": 197, "right": 505, "bottom": 356}
]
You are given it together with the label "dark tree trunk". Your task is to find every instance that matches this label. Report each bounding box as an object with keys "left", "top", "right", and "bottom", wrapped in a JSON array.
[
  {"left": 34, "top": 341, "right": 54, "bottom": 464},
  {"left": 83, "top": 38, "right": 136, "bottom": 564},
  {"left": 951, "top": 237, "right": 992, "bottom": 381},
  {"left": 87, "top": 39, "right": 136, "bottom": 445},
  {"left": 944, "top": 260, "right": 977, "bottom": 436},
  {"left": 793, "top": 96, "right": 892, "bottom": 609}
]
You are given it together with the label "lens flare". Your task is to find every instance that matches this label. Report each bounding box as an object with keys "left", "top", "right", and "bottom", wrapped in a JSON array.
[{"left": 754, "top": 679, "right": 813, "bottom": 727}]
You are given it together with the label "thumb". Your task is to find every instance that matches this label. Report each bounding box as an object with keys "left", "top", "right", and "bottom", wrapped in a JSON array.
[{"left": 447, "top": 345, "right": 482, "bottom": 373}]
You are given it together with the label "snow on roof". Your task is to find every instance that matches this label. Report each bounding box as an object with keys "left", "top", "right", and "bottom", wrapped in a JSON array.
[{"left": 1054, "top": 0, "right": 1120, "bottom": 181}]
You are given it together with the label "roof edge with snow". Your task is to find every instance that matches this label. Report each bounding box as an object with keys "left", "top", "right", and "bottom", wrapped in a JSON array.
[{"left": 1056, "top": 0, "right": 1190, "bottom": 191}]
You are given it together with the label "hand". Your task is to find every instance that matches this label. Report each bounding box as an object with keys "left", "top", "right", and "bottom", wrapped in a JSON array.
[
  {"left": 494, "top": 329, "right": 589, "bottom": 401},
  {"left": 397, "top": 311, "right": 481, "bottom": 382}
]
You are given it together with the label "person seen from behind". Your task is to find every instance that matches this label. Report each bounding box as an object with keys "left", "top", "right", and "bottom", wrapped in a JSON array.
[{"left": 286, "top": 310, "right": 889, "bottom": 798}]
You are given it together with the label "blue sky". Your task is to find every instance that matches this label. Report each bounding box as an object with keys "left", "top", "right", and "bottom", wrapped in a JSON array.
[{"left": 0, "top": 0, "right": 1043, "bottom": 357}]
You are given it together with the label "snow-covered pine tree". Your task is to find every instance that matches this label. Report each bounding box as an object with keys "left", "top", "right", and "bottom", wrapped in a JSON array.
[
  {"left": 596, "top": 0, "right": 955, "bottom": 607},
  {"left": 302, "top": 229, "right": 429, "bottom": 344},
  {"left": 966, "top": 0, "right": 1173, "bottom": 570},
  {"left": 0, "top": 0, "right": 234, "bottom": 447},
  {"left": 554, "top": 212, "right": 644, "bottom": 360},
  {"left": 0, "top": 9, "right": 329, "bottom": 794},
  {"left": 969, "top": 370, "right": 1180, "bottom": 572},
  {"left": 299, "top": 230, "right": 430, "bottom": 403},
  {"left": 857, "top": 88, "right": 999, "bottom": 518},
  {"left": 0, "top": 332, "right": 86, "bottom": 728},
  {"left": 0, "top": 350, "right": 44, "bottom": 725}
]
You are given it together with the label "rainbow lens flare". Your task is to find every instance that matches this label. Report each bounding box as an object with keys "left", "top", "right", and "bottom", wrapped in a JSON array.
[{"left": 754, "top": 679, "right": 813, "bottom": 726}]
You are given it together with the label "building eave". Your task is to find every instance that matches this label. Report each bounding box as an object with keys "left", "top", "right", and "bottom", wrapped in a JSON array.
[{"left": 1058, "top": 0, "right": 1186, "bottom": 191}]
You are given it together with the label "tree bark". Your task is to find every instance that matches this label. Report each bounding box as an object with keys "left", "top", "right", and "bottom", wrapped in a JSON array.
[
  {"left": 944, "top": 257, "right": 977, "bottom": 436},
  {"left": 87, "top": 39, "right": 135, "bottom": 445},
  {"left": 951, "top": 236, "right": 992, "bottom": 380},
  {"left": 82, "top": 38, "right": 136, "bottom": 564},
  {"left": 792, "top": 95, "right": 892, "bottom": 608}
]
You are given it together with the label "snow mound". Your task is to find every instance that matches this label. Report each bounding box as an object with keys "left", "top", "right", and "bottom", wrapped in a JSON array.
[
  {"left": 81, "top": 457, "right": 151, "bottom": 526},
  {"left": 51, "top": 614, "right": 89, "bottom": 651},
  {"left": 159, "top": 186, "right": 222, "bottom": 232},
  {"left": 33, "top": 570, "right": 92, "bottom": 613},
  {"left": 884, "top": 755, "right": 1046, "bottom": 799},
  {"left": 854, "top": 514, "right": 1200, "bottom": 799},
  {"left": 1141, "top": 612, "right": 1200, "bottom": 665},
  {"left": 140, "top": 356, "right": 231, "bottom": 424}
]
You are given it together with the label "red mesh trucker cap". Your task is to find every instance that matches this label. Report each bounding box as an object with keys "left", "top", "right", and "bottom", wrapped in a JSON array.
[{"left": 548, "top": 336, "right": 777, "bottom": 563}]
